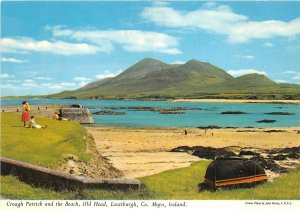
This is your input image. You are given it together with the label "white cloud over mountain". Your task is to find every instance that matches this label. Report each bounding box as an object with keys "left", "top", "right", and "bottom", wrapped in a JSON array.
[
  {"left": 0, "top": 37, "right": 101, "bottom": 55},
  {"left": 227, "top": 69, "right": 267, "bottom": 77},
  {"left": 142, "top": 3, "right": 300, "bottom": 44},
  {"left": 50, "top": 26, "right": 181, "bottom": 55}
]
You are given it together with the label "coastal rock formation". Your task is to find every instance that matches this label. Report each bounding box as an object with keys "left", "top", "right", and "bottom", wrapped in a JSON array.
[
  {"left": 171, "top": 146, "right": 235, "bottom": 159},
  {"left": 171, "top": 146, "right": 300, "bottom": 174},
  {"left": 265, "top": 112, "right": 295, "bottom": 115},
  {"left": 256, "top": 119, "right": 276, "bottom": 123},
  {"left": 221, "top": 111, "right": 248, "bottom": 114},
  {"left": 93, "top": 110, "right": 127, "bottom": 115}
]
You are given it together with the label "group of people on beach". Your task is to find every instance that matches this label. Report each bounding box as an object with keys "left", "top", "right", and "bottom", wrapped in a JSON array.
[{"left": 21, "top": 101, "right": 68, "bottom": 129}]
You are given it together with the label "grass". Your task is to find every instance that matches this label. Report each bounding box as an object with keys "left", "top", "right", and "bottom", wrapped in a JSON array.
[
  {"left": 1, "top": 112, "right": 90, "bottom": 168},
  {"left": 1, "top": 161, "right": 299, "bottom": 200}
]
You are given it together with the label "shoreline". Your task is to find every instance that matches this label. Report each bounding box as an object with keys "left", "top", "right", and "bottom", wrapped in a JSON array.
[
  {"left": 88, "top": 126, "right": 300, "bottom": 178},
  {"left": 172, "top": 99, "right": 300, "bottom": 104}
]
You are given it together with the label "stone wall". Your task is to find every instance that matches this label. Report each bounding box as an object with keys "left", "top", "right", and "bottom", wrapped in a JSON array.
[
  {"left": 0, "top": 104, "right": 94, "bottom": 124},
  {"left": 1, "top": 157, "right": 140, "bottom": 191}
]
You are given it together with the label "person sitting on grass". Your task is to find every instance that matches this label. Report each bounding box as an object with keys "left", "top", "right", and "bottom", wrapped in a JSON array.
[
  {"left": 53, "top": 112, "right": 69, "bottom": 121},
  {"left": 29, "top": 116, "right": 47, "bottom": 129}
]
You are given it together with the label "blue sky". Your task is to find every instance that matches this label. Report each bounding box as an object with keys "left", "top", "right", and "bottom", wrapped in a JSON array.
[{"left": 1, "top": 1, "right": 300, "bottom": 96}]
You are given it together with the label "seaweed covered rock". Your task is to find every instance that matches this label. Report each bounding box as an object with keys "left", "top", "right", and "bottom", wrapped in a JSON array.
[
  {"left": 191, "top": 146, "right": 235, "bottom": 159},
  {"left": 250, "top": 156, "right": 288, "bottom": 173}
]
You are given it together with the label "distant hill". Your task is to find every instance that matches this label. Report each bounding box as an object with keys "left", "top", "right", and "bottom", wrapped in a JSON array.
[{"left": 50, "top": 58, "right": 300, "bottom": 100}]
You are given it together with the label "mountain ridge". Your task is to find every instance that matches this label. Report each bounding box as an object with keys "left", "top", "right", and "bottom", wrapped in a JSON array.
[{"left": 50, "top": 58, "right": 300, "bottom": 100}]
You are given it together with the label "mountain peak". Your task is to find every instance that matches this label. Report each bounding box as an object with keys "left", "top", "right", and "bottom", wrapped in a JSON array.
[{"left": 138, "top": 57, "right": 165, "bottom": 64}]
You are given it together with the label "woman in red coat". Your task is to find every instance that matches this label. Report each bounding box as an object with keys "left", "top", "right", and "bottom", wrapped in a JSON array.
[{"left": 21, "top": 101, "right": 30, "bottom": 127}]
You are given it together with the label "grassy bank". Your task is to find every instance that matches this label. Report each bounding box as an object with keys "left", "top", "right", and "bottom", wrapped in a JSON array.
[
  {"left": 1, "top": 161, "right": 299, "bottom": 200},
  {"left": 1, "top": 112, "right": 90, "bottom": 168}
]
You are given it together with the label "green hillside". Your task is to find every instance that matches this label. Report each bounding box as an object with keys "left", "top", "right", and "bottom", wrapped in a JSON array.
[{"left": 50, "top": 58, "right": 300, "bottom": 100}]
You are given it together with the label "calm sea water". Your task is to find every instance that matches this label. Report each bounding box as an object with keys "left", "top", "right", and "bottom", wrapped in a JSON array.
[{"left": 1, "top": 98, "right": 299, "bottom": 128}]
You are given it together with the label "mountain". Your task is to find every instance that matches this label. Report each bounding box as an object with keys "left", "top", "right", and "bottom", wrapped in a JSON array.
[{"left": 50, "top": 58, "right": 300, "bottom": 100}]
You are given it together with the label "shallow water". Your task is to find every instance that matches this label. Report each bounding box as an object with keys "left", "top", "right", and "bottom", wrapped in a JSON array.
[{"left": 1, "top": 98, "right": 299, "bottom": 128}]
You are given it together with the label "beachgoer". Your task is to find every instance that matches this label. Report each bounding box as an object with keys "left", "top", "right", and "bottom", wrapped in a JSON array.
[
  {"left": 29, "top": 116, "right": 47, "bottom": 129},
  {"left": 53, "top": 111, "right": 69, "bottom": 121},
  {"left": 21, "top": 101, "right": 30, "bottom": 127},
  {"left": 185, "top": 126, "right": 188, "bottom": 135},
  {"left": 52, "top": 112, "right": 60, "bottom": 120}
]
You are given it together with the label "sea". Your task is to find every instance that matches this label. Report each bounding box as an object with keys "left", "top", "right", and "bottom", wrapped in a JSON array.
[{"left": 1, "top": 98, "right": 299, "bottom": 128}]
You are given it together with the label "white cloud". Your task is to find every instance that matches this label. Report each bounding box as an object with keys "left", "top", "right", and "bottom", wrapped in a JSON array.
[
  {"left": 0, "top": 80, "right": 77, "bottom": 91},
  {"left": 0, "top": 37, "right": 102, "bottom": 55},
  {"left": 96, "top": 69, "right": 123, "bottom": 80},
  {"left": 281, "top": 71, "right": 300, "bottom": 80},
  {"left": 171, "top": 60, "right": 186, "bottom": 64},
  {"left": 142, "top": 3, "right": 300, "bottom": 44},
  {"left": 24, "top": 79, "right": 34, "bottom": 83},
  {"left": 0, "top": 73, "right": 15, "bottom": 79},
  {"left": 79, "top": 81, "right": 90, "bottom": 87},
  {"left": 73, "top": 77, "right": 92, "bottom": 81},
  {"left": 235, "top": 55, "right": 255, "bottom": 60},
  {"left": 291, "top": 73, "right": 300, "bottom": 80},
  {"left": 0, "top": 83, "right": 22, "bottom": 90},
  {"left": 1, "top": 57, "right": 28, "bottom": 63},
  {"left": 36, "top": 77, "right": 52, "bottom": 81},
  {"left": 275, "top": 79, "right": 288, "bottom": 83},
  {"left": 283, "top": 70, "right": 297, "bottom": 74},
  {"left": 23, "top": 82, "right": 38, "bottom": 88},
  {"left": 51, "top": 26, "right": 181, "bottom": 55},
  {"left": 227, "top": 69, "right": 267, "bottom": 77},
  {"left": 263, "top": 42, "right": 274, "bottom": 47},
  {"left": 41, "top": 82, "right": 76, "bottom": 89}
]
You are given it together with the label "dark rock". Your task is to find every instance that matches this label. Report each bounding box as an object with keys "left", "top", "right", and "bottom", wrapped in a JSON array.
[
  {"left": 239, "top": 150, "right": 259, "bottom": 156},
  {"left": 197, "top": 125, "right": 222, "bottom": 129},
  {"left": 221, "top": 111, "right": 248, "bottom": 114},
  {"left": 256, "top": 119, "right": 276, "bottom": 123},
  {"left": 93, "top": 110, "right": 127, "bottom": 115},
  {"left": 272, "top": 154, "right": 287, "bottom": 160},
  {"left": 265, "top": 112, "right": 295, "bottom": 115},
  {"left": 250, "top": 156, "right": 288, "bottom": 173},
  {"left": 237, "top": 130, "right": 258, "bottom": 132},
  {"left": 159, "top": 111, "right": 185, "bottom": 114},
  {"left": 191, "top": 146, "right": 235, "bottom": 160},
  {"left": 263, "top": 130, "right": 286, "bottom": 133},
  {"left": 279, "top": 147, "right": 300, "bottom": 154},
  {"left": 170, "top": 146, "right": 191, "bottom": 153},
  {"left": 286, "top": 153, "right": 300, "bottom": 159}
]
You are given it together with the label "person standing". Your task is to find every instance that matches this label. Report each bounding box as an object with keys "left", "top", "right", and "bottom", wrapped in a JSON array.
[
  {"left": 184, "top": 126, "right": 188, "bottom": 135},
  {"left": 21, "top": 101, "right": 30, "bottom": 127}
]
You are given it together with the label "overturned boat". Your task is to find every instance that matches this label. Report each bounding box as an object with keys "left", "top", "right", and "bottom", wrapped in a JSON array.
[{"left": 199, "top": 157, "right": 268, "bottom": 191}]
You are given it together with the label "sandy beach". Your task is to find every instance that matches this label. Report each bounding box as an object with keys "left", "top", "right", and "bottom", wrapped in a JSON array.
[
  {"left": 87, "top": 126, "right": 300, "bottom": 178},
  {"left": 172, "top": 99, "right": 300, "bottom": 104}
]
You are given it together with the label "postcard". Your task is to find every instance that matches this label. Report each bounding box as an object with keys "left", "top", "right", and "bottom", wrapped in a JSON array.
[{"left": 1, "top": 1, "right": 299, "bottom": 210}]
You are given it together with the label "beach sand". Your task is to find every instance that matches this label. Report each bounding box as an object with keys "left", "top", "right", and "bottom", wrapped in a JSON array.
[{"left": 87, "top": 127, "right": 300, "bottom": 178}]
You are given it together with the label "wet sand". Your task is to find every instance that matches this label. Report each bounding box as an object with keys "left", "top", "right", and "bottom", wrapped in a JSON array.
[{"left": 87, "top": 127, "right": 300, "bottom": 178}]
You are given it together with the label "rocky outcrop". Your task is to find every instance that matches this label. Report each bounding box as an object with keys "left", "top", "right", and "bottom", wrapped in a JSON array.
[{"left": 171, "top": 146, "right": 300, "bottom": 174}]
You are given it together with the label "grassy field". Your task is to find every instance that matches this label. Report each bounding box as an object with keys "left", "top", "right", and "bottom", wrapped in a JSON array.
[
  {"left": 1, "top": 112, "right": 299, "bottom": 199},
  {"left": 1, "top": 112, "right": 90, "bottom": 168},
  {"left": 1, "top": 161, "right": 299, "bottom": 200}
]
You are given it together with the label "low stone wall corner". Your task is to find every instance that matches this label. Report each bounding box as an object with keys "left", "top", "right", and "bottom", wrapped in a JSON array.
[{"left": 0, "top": 157, "right": 140, "bottom": 191}]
